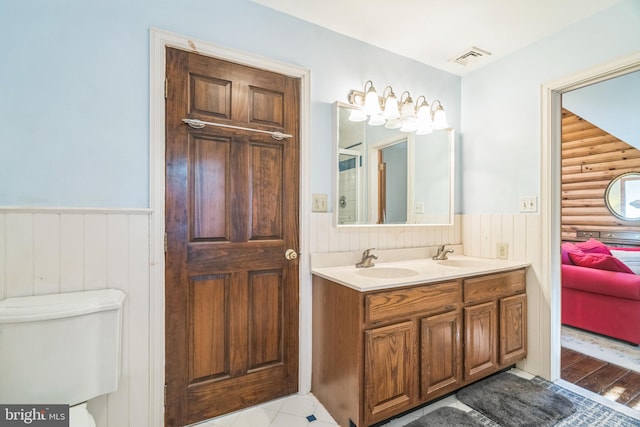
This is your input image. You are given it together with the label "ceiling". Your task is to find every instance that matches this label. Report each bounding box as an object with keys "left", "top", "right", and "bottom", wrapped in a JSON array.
[{"left": 252, "top": 0, "right": 623, "bottom": 75}]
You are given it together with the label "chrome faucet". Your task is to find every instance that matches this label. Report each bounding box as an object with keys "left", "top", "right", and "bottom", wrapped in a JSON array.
[
  {"left": 356, "top": 248, "right": 378, "bottom": 268},
  {"left": 432, "top": 244, "right": 454, "bottom": 260}
]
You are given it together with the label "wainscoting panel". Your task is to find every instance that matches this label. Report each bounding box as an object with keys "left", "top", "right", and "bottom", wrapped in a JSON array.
[
  {"left": 1, "top": 209, "right": 547, "bottom": 427},
  {"left": 0, "top": 208, "right": 151, "bottom": 427},
  {"left": 461, "top": 214, "right": 534, "bottom": 261}
]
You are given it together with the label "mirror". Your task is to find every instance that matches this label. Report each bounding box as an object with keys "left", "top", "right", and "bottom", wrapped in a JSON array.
[
  {"left": 605, "top": 172, "right": 640, "bottom": 221},
  {"left": 335, "top": 102, "right": 454, "bottom": 226}
]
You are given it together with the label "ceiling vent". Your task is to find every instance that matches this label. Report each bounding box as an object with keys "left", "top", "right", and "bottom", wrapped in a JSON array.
[{"left": 452, "top": 46, "right": 492, "bottom": 66}]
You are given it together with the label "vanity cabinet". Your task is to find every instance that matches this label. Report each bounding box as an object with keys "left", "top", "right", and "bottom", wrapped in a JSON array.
[{"left": 312, "top": 268, "right": 526, "bottom": 427}]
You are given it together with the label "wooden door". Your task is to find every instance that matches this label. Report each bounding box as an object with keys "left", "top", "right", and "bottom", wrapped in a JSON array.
[
  {"left": 500, "top": 294, "right": 527, "bottom": 365},
  {"left": 364, "top": 321, "right": 418, "bottom": 425},
  {"left": 464, "top": 301, "right": 497, "bottom": 382},
  {"left": 164, "top": 47, "right": 300, "bottom": 426},
  {"left": 421, "top": 310, "right": 461, "bottom": 399}
]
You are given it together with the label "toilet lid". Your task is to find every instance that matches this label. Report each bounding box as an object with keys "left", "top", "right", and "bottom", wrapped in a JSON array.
[{"left": 0, "top": 289, "right": 125, "bottom": 323}]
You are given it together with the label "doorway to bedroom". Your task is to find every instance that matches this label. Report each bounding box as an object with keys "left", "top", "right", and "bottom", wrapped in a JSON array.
[{"left": 558, "top": 68, "right": 640, "bottom": 412}]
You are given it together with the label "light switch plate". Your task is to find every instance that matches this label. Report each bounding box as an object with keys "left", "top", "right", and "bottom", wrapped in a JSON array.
[
  {"left": 312, "top": 193, "right": 328, "bottom": 212},
  {"left": 519, "top": 197, "right": 537, "bottom": 213}
]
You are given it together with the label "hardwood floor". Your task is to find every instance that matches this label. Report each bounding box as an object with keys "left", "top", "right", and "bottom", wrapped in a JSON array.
[{"left": 561, "top": 347, "right": 640, "bottom": 410}]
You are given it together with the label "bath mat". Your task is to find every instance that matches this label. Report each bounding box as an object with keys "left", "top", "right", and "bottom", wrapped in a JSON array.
[
  {"left": 456, "top": 372, "right": 576, "bottom": 427},
  {"left": 403, "top": 406, "right": 484, "bottom": 427}
]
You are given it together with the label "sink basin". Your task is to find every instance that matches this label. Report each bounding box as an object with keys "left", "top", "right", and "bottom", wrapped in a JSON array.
[
  {"left": 437, "top": 259, "right": 490, "bottom": 268},
  {"left": 356, "top": 267, "right": 419, "bottom": 278}
]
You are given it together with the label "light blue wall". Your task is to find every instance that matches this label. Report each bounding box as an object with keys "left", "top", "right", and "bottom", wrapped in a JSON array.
[
  {"left": 0, "top": 0, "right": 460, "bottom": 209},
  {"left": 563, "top": 70, "right": 640, "bottom": 149},
  {"left": 461, "top": 0, "right": 640, "bottom": 214}
]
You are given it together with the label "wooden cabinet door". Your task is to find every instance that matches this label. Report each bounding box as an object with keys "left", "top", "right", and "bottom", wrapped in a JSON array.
[
  {"left": 500, "top": 294, "right": 527, "bottom": 365},
  {"left": 464, "top": 301, "right": 497, "bottom": 382},
  {"left": 364, "top": 321, "right": 418, "bottom": 425},
  {"left": 421, "top": 310, "right": 462, "bottom": 399}
]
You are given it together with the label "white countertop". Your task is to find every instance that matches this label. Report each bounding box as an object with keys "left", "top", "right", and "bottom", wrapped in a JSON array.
[{"left": 311, "top": 254, "right": 530, "bottom": 292}]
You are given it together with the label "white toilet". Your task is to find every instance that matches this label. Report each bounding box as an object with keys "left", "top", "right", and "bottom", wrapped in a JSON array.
[{"left": 0, "top": 289, "right": 125, "bottom": 427}]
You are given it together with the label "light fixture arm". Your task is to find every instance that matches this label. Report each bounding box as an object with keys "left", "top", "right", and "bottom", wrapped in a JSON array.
[
  {"left": 399, "top": 90, "right": 413, "bottom": 105},
  {"left": 414, "top": 95, "right": 429, "bottom": 111},
  {"left": 430, "top": 99, "right": 443, "bottom": 115}
]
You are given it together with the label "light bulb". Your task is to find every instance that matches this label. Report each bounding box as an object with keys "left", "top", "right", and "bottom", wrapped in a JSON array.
[{"left": 348, "top": 109, "right": 367, "bottom": 122}]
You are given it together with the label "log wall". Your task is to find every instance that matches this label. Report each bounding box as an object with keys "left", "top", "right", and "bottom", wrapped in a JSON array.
[{"left": 561, "top": 108, "right": 640, "bottom": 241}]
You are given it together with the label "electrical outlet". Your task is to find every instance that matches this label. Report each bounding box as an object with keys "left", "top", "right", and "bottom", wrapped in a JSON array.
[
  {"left": 496, "top": 242, "right": 509, "bottom": 260},
  {"left": 312, "top": 193, "right": 328, "bottom": 212},
  {"left": 414, "top": 202, "right": 424, "bottom": 214},
  {"left": 519, "top": 197, "right": 537, "bottom": 213}
]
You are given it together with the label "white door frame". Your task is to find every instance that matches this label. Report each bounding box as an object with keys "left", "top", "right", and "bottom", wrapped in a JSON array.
[
  {"left": 540, "top": 51, "right": 640, "bottom": 380},
  {"left": 149, "top": 28, "right": 311, "bottom": 426}
]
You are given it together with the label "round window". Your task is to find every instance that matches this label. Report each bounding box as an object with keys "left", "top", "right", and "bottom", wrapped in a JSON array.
[{"left": 604, "top": 172, "right": 640, "bottom": 221}]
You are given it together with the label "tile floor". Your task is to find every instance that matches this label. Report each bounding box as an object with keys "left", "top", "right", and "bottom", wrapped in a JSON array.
[
  {"left": 189, "top": 393, "right": 338, "bottom": 427},
  {"left": 191, "top": 370, "right": 537, "bottom": 427}
]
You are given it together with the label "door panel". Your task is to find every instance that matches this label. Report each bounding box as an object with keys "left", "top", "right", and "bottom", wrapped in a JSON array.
[
  {"left": 165, "top": 47, "right": 300, "bottom": 426},
  {"left": 251, "top": 142, "right": 283, "bottom": 239},
  {"left": 248, "top": 270, "right": 282, "bottom": 369},
  {"left": 190, "top": 275, "right": 228, "bottom": 383},
  {"left": 250, "top": 87, "right": 284, "bottom": 126},
  {"left": 190, "top": 75, "right": 231, "bottom": 118},
  {"left": 191, "top": 136, "right": 229, "bottom": 240}
]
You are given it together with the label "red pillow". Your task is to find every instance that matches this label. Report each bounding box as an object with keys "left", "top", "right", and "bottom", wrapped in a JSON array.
[
  {"left": 575, "top": 238, "right": 611, "bottom": 255},
  {"left": 561, "top": 242, "right": 579, "bottom": 265},
  {"left": 568, "top": 252, "right": 634, "bottom": 274}
]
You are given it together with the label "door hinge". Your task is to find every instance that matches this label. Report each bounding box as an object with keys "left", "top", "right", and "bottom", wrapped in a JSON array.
[
  {"left": 164, "top": 78, "right": 168, "bottom": 99},
  {"left": 164, "top": 232, "right": 168, "bottom": 253},
  {"left": 164, "top": 384, "right": 167, "bottom": 406}
]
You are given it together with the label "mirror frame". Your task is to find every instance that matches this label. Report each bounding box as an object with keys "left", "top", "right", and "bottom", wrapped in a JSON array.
[
  {"left": 604, "top": 171, "right": 640, "bottom": 221},
  {"left": 333, "top": 101, "right": 455, "bottom": 227}
]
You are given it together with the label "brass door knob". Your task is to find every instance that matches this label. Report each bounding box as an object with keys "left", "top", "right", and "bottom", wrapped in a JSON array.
[{"left": 285, "top": 249, "right": 298, "bottom": 260}]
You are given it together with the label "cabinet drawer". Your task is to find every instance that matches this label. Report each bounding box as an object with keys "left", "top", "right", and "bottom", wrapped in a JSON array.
[
  {"left": 365, "top": 281, "right": 460, "bottom": 324},
  {"left": 463, "top": 269, "right": 525, "bottom": 304}
]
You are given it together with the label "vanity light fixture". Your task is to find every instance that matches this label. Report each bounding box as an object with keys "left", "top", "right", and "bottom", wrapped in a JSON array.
[
  {"left": 415, "top": 96, "right": 433, "bottom": 135},
  {"left": 431, "top": 100, "right": 449, "bottom": 130},
  {"left": 347, "top": 80, "right": 449, "bottom": 134},
  {"left": 362, "top": 80, "right": 382, "bottom": 116},
  {"left": 382, "top": 86, "right": 400, "bottom": 119}
]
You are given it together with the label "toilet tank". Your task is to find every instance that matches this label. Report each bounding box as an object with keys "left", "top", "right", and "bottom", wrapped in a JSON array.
[{"left": 0, "top": 289, "right": 125, "bottom": 405}]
